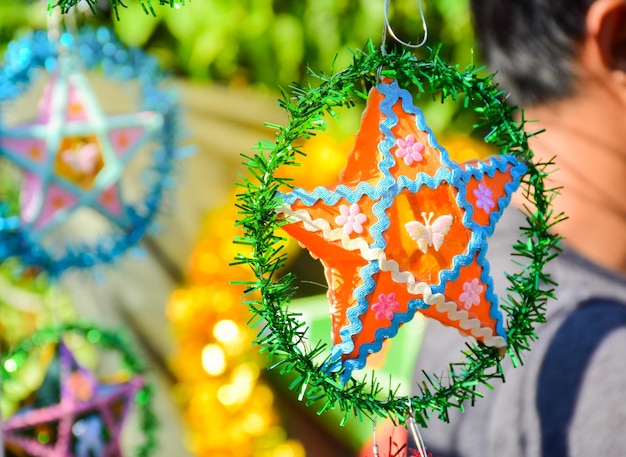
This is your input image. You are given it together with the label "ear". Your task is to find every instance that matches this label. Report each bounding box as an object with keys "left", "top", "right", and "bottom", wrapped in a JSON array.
[{"left": 585, "top": 0, "right": 626, "bottom": 78}]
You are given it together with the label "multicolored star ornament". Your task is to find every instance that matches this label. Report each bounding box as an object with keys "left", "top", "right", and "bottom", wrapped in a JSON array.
[
  {"left": 277, "top": 80, "right": 527, "bottom": 382},
  {"left": 0, "top": 55, "right": 162, "bottom": 242},
  {"left": 3, "top": 342, "right": 143, "bottom": 457}
]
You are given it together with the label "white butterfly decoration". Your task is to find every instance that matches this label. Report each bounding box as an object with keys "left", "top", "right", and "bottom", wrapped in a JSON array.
[
  {"left": 61, "top": 141, "right": 100, "bottom": 174},
  {"left": 405, "top": 212, "right": 454, "bottom": 254}
]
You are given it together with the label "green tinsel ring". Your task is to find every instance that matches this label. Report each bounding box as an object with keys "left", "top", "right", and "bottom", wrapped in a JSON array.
[
  {"left": 1, "top": 322, "right": 158, "bottom": 457},
  {"left": 234, "top": 41, "right": 562, "bottom": 426}
]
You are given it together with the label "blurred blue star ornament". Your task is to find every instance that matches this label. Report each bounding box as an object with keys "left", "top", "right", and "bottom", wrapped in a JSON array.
[
  {"left": 1, "top": 56, "right": 162, "bottom": 238},
  {"left": 0, "top": 27, "right": 184, "bottom": 275}
]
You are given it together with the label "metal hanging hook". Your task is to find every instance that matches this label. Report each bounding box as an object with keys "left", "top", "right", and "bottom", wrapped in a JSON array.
[{"left": 382, "top": 0, "right": 428, "bottom": 54}]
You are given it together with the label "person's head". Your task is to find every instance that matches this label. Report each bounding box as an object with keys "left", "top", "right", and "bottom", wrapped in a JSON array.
[{"left": 469, "top": 0, "right": 626, "bottom": 108}]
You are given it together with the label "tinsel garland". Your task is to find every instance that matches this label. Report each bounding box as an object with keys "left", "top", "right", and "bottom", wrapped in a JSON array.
[
  {"left": 234, "top": 41, "right": 563, "bottom": 426},
  {"left": 0, "top": 263, "right": 75, "bottom": 352}
]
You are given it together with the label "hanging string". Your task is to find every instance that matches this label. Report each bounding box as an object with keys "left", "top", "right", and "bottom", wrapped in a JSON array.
[
  {"left": 372, "top": 417, "right": 380, "bottom": 457},
  {"left": 47, "top": 1, "right": 82, "bottom": 56},
  {"left": 46, "top": 3, "right": 67, "bottom": 330},
  {"left": 63, "top": 6, "right": 80, "bottom": 38},
  {"left": 47, "top": 5, "right": 63, "bottom": 45},
  {"left": 407, "top": 414, "right": 429, "bottom": 457},
  {"left": 381, "top": 0, "right": 428, "bottom": 54},
  {"left": 45, "top": 0, "right": 78, "bottom": 417}
]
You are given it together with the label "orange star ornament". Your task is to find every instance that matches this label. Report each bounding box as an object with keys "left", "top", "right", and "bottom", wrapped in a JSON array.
[{"left": 277, "top": 81, "right": 527, "bottom": 382}]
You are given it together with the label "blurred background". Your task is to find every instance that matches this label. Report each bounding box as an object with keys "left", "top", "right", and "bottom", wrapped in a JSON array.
[{"left": 0, "top": 1, "right": 489, "bottom": 456}]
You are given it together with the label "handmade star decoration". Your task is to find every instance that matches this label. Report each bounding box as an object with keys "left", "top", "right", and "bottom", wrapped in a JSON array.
[
  {"left": 277, "top": 80, "right": 527, "bottom": 382},
  {"left": 237, "top": 41, "right": 559, "bottom": 423},
  {"left": 3, "top": 342, "right": 143, "bottom": 457},
  {"left": 0, "top": 56, "right": 161, "bottom": 240},
  {"left": 0, "top": 27, "right": 182, "bottom": 274}
]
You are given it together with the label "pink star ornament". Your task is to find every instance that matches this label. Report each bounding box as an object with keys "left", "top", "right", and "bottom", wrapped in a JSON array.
[{"left": 3, "top": 342, "right": 143, "bottom": 457}]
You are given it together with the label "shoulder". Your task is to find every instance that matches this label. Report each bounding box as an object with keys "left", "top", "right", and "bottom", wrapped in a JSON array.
[
  {"left": 416, "top": 298, "right": 626, "bottom": 457},
  {"left": 536, "top": 298, "right": 626, "bottom": 455}
]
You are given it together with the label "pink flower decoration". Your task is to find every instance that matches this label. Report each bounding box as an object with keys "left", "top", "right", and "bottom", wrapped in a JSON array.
[
  {"left": 371, "top": 292, "right": 399, "bottom": 320},
  {"left": 473, "top": 182, "right": 495, "bottom": 214},
  {"left": 459, "top": 278, "right": 484, "bottom": 310},
  {"left": 395, "top": 135, "right": 425, "bottom": 166},
  {"left": 335, "top": 203, "right": 367, "bottom": 235}
]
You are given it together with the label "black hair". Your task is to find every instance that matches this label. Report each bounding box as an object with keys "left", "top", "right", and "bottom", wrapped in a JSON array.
[{"left": 469, "top": 0, "right": 595, "bottom": 107}]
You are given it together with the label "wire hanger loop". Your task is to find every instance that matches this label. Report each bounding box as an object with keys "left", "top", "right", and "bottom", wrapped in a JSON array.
[{"left": 381, "top": 0, "right": 428, "bottom": 54}]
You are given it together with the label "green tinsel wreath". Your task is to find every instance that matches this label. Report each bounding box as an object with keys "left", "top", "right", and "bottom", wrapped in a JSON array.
[
  {"left": 234, "top": 41, "right": 562, "bottom": 426},
  {"left": 1, "top": 322, "right": 159, "bottom": 457}
]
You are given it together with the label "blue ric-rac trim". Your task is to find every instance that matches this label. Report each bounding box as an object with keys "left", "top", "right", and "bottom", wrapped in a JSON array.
[
  {"left": 477, "top": 242, "right": 508, "bottom": 340},
  {"left": 460, "top": 154, "right": 523, "bottom": 181},
  {"left": 398, "top": 166, "right": 455, "bottom": 193},
  {"left": 431, "top": 238, "right": 507, "bottom": 341},
  {"left": 338, "top": 286, "right": 435, "bottom": 383},
  {"left": 333, "top": 237, "right": 511, "bottom": 383},
  {"left": 280, "top": 182, "right": 380, "bottom": 206},
  {"left": 369, "top": 192, "right": 394, "bottom": 250},
  {"left": 332, "top": 219, "right": 480, "bottom": 381},
  {"left": 339, "top": 259, "right": 380, "bottom": 346},
  {"left": 456, "top": 155, "right": 527, "bottom": 237},
  {"left": 376, "top": 82, "right": 401, "bottom": 177},
  {"left": 429, "top": 233, "right": 484, "bottom": 296},
  {"left": 328, "top": 254, "right": 429, "bottom": 383},
  {"left": 324, "top": 259, "right": 380, "bottom": 375},
  {"left": 333, "top": 227, "right": 507, "bottom": 381},
  {"left": 377, "top": 81, "right": 457, "bottom": 172},
  {"left": 433, "top": 233, "right": 506, "bottom": 331}
]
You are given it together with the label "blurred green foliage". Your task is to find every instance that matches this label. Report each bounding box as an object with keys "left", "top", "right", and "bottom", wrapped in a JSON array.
[
  {"left": 0, "top": 0, "right": 477, "bottom": 87},
  {"left": 137, "top": 0, "right": 477, "bottom": 85},
  {"left": 0, "top": 1, "right": 482, "bottom": 135}
]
